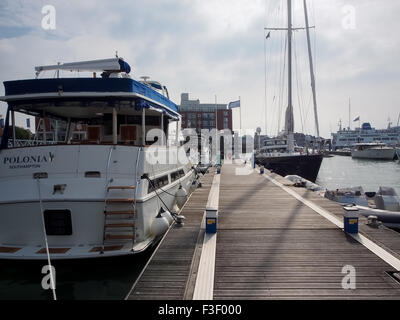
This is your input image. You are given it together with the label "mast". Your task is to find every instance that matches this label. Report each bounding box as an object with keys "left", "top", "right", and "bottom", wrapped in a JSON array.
[
  {"left": 285, "top": 0, "right": 294, "bottom": 152},
  {"left": 287, "top": 0, "right": 293, "bottom": 134},
  {"left": 303, "top": 0, "right": 319, "bottom": 138}
]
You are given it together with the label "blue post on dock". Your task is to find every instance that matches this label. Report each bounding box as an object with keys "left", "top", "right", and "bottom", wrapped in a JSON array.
[
  {"left": 205, "top": 208, "right": 218, "bottom": 233},
  {"left": 343, "top": 207, "right": 359, "bottom": 234}
]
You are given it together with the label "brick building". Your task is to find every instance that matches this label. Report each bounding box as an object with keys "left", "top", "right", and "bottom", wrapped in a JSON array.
[{"left": 178, "top": 93, "right": 232, "bottom": 133}]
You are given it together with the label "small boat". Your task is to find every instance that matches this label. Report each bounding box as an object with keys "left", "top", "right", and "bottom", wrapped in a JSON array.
[
  {"left": 325, "top": 186, "right": 400, "bottom": 229},
  {"left": 0, "top": 57, "right": 197, "bottom": 260},
  {"left": 351, "top": 142, "right": 396, "bottom": 160},
  {"left": 325, "top": 186, "right": 370, "bottom": 207},
  {"left": 354, "top": 205, "right": 400, "bottom": 230}
]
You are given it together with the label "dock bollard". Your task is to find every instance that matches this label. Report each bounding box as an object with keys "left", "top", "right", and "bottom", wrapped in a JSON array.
[
  {"left": 260, "top": 166, "right": 264, "bottom": 174},
  {"left": 205, "top": 209, "right": 218, "bottom": 233},
  {"left": 343, "top": 207, "right": 359, "bottom": 234}
]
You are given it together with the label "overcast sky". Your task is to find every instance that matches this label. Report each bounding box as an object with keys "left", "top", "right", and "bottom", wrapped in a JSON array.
[{"left": 0, "top": 0, "right": 399, "bottom": 138}]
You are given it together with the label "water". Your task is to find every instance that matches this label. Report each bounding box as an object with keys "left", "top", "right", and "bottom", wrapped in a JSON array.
[
  {"left": 316, "top": 156, "right": 400, "bottom": 195},
  {"left": 0, "top": 247, "right": 156, "bottom": 300}
]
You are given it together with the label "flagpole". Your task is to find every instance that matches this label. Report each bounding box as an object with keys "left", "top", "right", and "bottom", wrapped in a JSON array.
[
  {"left": 215, "top": 94, "right": 218, "bottom": 165},
  {"left": 348, "top": 97, "right": 351, "bottom": 130}
]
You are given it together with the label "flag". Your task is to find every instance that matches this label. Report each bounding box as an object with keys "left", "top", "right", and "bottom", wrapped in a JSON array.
[
  {"left": 353, "top": 116, "right": 360, "bottom": 122},
  {"left": 228, "top": 100, "right": 240, "bottom": 109},
  {"left": 266, "top": 31, "right": 271, "bottom": 39}
]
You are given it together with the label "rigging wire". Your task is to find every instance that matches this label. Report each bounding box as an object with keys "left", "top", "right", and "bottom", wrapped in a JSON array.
[
  {"left": 293, "top": 31, "right": 305, "bottom": 134},
  {"left": 264, "top": 1, "right": 268, "bottom": 136},
  {"left": 265, "top": 0, "right": 319, "bottom": 137},
  {"left": 276, "top": 1, "right": 286, "bottom": 135},
  {"left": 278, "top": 32, "right": 287, "bottom": 135},
  {"left": 265, "top": 0, "right": 282, "bottom": 137}
]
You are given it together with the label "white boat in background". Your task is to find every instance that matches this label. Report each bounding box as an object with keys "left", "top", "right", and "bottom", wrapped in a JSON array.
[
  {"left": 332, "top": 122, "right": 400, "bottom": 150},
  {"left": 351, "top": 142, "right": 396, "bottom": 160},
  {"left": 0, "top": 57, "right": 197, "bottom": 260}
]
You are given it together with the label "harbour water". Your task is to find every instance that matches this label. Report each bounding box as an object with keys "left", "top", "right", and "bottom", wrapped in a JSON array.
[
  {"left": 0, "top": 246, "right": 156, "bottom": 300},
  {"left": 316, "top": 155, "right": 400, "bottom": 196}
]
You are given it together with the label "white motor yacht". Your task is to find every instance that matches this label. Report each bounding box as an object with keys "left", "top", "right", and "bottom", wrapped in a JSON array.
[
  {"left": 0, "top": 58, "right": 197, "bottom": 260},
  {"left": 351, "top": 142, "right": 396, "bottom": 160}
]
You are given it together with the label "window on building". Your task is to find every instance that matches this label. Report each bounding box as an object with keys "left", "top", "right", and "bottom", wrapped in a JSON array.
[{"left": 223, "top": 117, "right": 229, "bottom": 129}]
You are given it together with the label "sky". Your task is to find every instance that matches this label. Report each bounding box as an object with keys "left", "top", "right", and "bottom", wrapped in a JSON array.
[{"left": 0, "top": 0, "right": 399, "bottom": 139}]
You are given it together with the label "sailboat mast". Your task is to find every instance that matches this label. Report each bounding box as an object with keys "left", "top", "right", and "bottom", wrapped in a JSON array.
[
  {"left": 303, "top": 0, "right": 319, "bottom": 138},
  {"left": 287, "top": 0, "right": 293, "bottom": 134},
  {"left": 285, "top": 0, "right": 295, "bottom": 152}
]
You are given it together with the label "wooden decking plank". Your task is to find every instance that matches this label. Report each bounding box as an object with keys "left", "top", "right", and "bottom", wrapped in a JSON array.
[
  {"left": 127, "top": 163, "right": 400, "bottom": 300},
  {"left": 213, "top": 164, "right": 400, "bottom": 300},
  {"left": 126, "top": 170, "right": 215, "bottom": 300}
]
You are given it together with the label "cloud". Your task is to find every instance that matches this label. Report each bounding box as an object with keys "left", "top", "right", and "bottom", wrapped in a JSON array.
[{"left": 0, "top": 0, "right": 399, "bottom": 138}]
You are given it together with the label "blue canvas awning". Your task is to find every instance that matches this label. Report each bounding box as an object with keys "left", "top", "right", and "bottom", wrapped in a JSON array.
[{"left": 2, "top": 77, "right": 179, "bottom": 119}]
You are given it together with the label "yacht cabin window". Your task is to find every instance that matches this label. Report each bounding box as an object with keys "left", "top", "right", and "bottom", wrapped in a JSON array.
[{"left": 3, "top": 99, "right": 177, "bottom": 148}]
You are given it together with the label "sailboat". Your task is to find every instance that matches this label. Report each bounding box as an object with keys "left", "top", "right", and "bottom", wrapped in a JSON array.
[{"left": 256, "top": 0, "right": 323, "bottom": 182}]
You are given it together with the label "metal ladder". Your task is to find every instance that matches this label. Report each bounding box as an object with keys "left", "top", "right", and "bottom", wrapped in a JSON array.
[
  {"left": 101, "top": 147, "right": 141, "bottom": 252},
  {"left": 102, "top": 185, "right": 136, "bottom": 246}
]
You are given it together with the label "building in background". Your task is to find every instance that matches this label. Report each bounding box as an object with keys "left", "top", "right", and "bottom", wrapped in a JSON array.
[{"left": 178, "top": 93, "right": 232, "bottom": 133}]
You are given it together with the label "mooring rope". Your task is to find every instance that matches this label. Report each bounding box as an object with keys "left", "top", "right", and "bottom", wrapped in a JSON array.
[{"left": 37, "top": 179, "right": 57, "bottom": 300}]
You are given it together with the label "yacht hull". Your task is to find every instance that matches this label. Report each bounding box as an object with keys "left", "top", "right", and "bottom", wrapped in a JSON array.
[
  {"left": 0, "top": 145, "right": 197, "bottom": 260},
  {"left": 256, "top": 154, "right": 323, "bottom": 183},
  {"left": 351, "top": 148, "right": 395, "bottom": 160}
]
